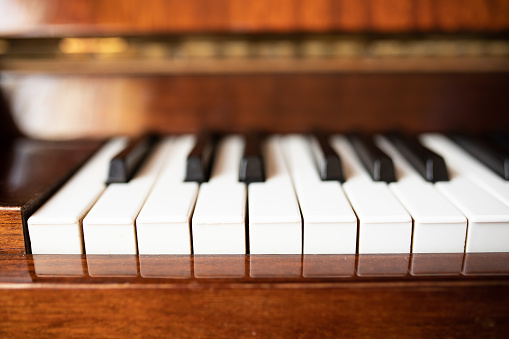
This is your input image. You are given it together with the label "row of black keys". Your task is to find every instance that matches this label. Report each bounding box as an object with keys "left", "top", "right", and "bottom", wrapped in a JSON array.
[{"left": 106, "top": 131, "right": 509, "bottom": 185}]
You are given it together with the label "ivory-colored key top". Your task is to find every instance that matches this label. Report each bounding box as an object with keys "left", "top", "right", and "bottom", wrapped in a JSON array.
[
  {"left": 282, "top": 135, "right": 357, "bottom": 254},
  {"left": 376, "top": 135, "right": 467, "bottom": 253},
  {"left": 137, "top": 136, "right": 198, "bottom": 255},
  {"left": 191, "top": 135, "right": 247, "bottom": 254},
  {"left": 423, "top": 134, "right": 509, "bottom": 253},
  {"left": 28, "top": 138, "right": 127, "bottom": 254},
  {"left": 422, "top": 134, "right": 509, "bottom": 207},
  {"left": 249, "top": 137, "right": 302, "bottom": 254},
  {"left": 83, "top": 138, "right": 172, "bottom": 254},
  {"left": 343, "top": 181, "right": 412, "bottom": 254},
  {"left": 331, "top": 135, "right": 412, "bottom": 254},
  {"left": 436, "top": 177, "right": 509, "bottom": 253},
  {"left": 192, "top": 183, "right": 246, "bottom": 254}
]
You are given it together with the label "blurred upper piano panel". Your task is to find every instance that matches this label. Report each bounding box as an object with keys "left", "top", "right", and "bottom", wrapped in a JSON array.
[
  {"left": 0, "top": 1, "right": 508, "bottom": 140},
  {"left": 1, "top": 0, "right": 509, "bottom": 36},
  {"left": 0, "top": 71, "right": 508, "bottom": 140}
]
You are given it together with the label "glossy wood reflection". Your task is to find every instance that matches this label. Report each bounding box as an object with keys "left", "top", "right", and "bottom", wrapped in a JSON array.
[
  {"left": 0, "top": 90, "right": 21, "bottom": 140},
  {"left": 0, "top": 253, "right": 506, "bottom": 281},
  {"left": 0, "top": 139, "right": 102, "bottom": 253},
  {"left": 1, "top": 254, "right": 508, "bottom": 337},
  {"left": 4, "top": 74, "right": 509, "bottom": 140}
]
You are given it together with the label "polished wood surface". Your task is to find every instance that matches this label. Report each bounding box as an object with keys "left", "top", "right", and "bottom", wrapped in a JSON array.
[
  {"left": 5, "top": 57, "right": 509, "bottom": 75},
  {"left": 0, "top": 139, "right": 102, "bottom": 253},
  {"left": 1, "top": 0, "right": 509, "bottom": 36},
  {"left": 1, "top": 1, "right": 508, "bottom": 336},
  {"left": 0, "top": 89, "right": 21, "bottom": 140},
  {"left": 4, "top": 73, "right": 509, "bottom": 140},
  {"left": 1, "top": 254, "right": 508, "bottom": 338}
]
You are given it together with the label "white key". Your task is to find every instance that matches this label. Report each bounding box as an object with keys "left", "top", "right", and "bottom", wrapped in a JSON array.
[
  {"left": 421, "top": 134, "right": 509, "bottom": 207},
  {"left": 376, "top": 136, "right": 467, "bottom": 253},
  {"left": 28, "top": 138, "right": 127, "bottom": 254},
  {"left": 136, "top": 136, "right": 198, "bottom": 255},
  {"left": 330, "top": 135, "right": 372, "bottom": 185},
  {"left": 436, "top": 177, "right": 509, "bottom": 253},
  {"left": 83, "top": 138, "right": 172, "bottom": 254},
  {"left": 331, "top": 135, "right": 412, "bottom": 254},
  {"left": 209, "top": 135, "right": 245, "bottom": 185},
  {"left": 151, "top": 135, "right": 196, "bottom": 185},
  {"left": 282, "top": 135, "right": 357, "bottom": 254},
  {"left": 249, "top": 136, "right": 302, "bottom": 254},
  {"left": 191, "top": 136, "right": 246, "bottom": 254},
  {"left": 422, "top": 134, "right": 509, "bottom": 253}
]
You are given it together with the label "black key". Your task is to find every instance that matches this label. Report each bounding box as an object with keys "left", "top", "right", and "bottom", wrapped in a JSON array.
[
  {"left": 310, "top": 131, "right": 344, "bottom": 182},
  {"left": 486, "top": 131, "right": 509, "bottom": 153},
  {"left": 348, "top": 133, "right": 396, "bottom": 183},
  {"left": 386, "top": 132, "right": 449, "bottom": 183},
  {"left": 449, "top": 133, "right": 509, "bottom": 180},
  {"left": 239, "top": 132, "right": 265, "bottom": 184},
  {"left": 107, "top": 134, "right": 157, "bottom": 184},
  {"left": 185, "top": 131, "right": 215, "bottom": 183}
]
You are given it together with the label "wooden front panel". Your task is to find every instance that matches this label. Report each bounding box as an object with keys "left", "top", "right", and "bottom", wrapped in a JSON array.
[
  {"left": 4, "top": 73, "right": 509, "bottom": 140},
  {"left": 1, "top": 0, "right": 508, "bottom": 37},
  {"left": 0, "top": 254, "right": 508, "bottom": 337},
  {"left": 1, "top": 284, "right": 508, "bottom": 338}
]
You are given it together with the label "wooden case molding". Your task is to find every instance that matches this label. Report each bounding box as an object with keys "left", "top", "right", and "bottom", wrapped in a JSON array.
[
  {"left": 1, "top": 0, "right": 509, "bottom": 36},
  {"left": 1, "top": 254, "right": 509, "bottom": 338}
]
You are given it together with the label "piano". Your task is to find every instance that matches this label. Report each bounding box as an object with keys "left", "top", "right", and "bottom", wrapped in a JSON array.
[{"left": 1, "top": 1, "right": 509, "bottom": 337}]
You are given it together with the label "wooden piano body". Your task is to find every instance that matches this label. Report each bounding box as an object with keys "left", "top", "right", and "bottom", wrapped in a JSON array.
[{"left": 1, "top": 1, "right": 509, "bottom": 337}]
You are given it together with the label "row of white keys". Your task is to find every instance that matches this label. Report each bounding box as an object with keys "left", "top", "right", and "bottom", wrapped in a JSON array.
[
  {"left": 28, "top": 138, "right": 128, "bottom": 254},
  {"left": 375, "top": 136, "right": 467, "bottom": 253},
  {"left": 83, "top": 138, "right": 173, "bottom": 254},
  {"left": 331, "top": 135, "right": 412, "bottom": 254},
  {"left": 191, "top": 135, "right": 246, "bottom": 254},
  {"left": 421, "top": 134, "right": 509, "bottom": 252},
  {"left": 281, "top": 135, "right": 357, "bottom": 254},
  {"left": 136, "top": 136, "right": 198, "bottom": 255},
  {"left": 249, "top": 136, "right": 302, "bottom": 254}
]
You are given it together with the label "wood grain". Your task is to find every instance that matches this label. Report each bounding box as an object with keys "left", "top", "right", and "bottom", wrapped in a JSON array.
[
  {"left": 0, "top": 139, "right": 102, "bottom": 253},
  {"left": 0, "top": 254, "right": 508, "bottom": 338},
  {"left": 0, "top": 1, "right": 508, "bottom": 336},
  {"left": 3, "top": 73, "right": 508, "bottom": 140},
  {"left": 370, "top": 0, "right": 414, "bottom": 32},
  {"left": 0, "top": 209, "right": 24, "bottom": 254},
  {"left": 1, "top": 0, "right": 509, "bottom": 36},
  {"left": 2, "top": 285, "right": 508, "bottom": 338}
]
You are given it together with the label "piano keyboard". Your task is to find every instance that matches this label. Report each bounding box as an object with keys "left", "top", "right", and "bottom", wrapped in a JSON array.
[{"left": 27, "top": 133, "right": 509, "bottom": 255}]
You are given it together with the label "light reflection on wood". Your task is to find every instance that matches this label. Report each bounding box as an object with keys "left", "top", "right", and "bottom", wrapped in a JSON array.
[
  {"left": 2, "top": 73, "right": 509, "bottom": 140},
  {"left": 4, "top": 253, "right": 506, "bottom": 280}
]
